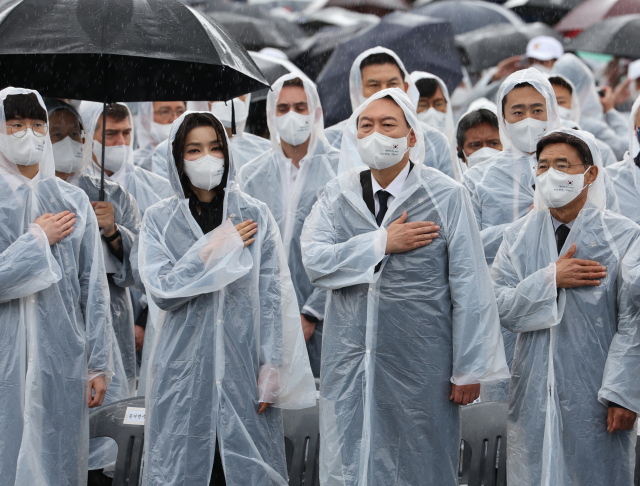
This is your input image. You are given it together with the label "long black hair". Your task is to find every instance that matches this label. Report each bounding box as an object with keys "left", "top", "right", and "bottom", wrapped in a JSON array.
[{"left": 171, "top": 112, "right": 230, "bottom": 198}]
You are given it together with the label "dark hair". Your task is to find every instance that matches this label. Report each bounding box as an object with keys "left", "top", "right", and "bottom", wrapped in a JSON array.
[
  {"left": 356, "top": 94, "right": 411, "bottom": 128},
  {"left": 536, "top": 131, "right": 594, "bottom": 166},
  {"left": 95, "top": 103, "right": 130, "bottom": 132},
  {"left": 501, "top": 82, "right": 535, "bottom": 115},
  {"left": 172, "top": 112, "right": 230, "bottom": 197},
  {"left": 282, "top": 77, "right": 304, "bottom": 89},
  {"left": 359, "top": 53, "right": 405, "bottom": 81},
  {"left": 4, "top": 93, "right": 47, "bottom": 121},
  {"left": 456, "top": 109, "right": 499, "bottom": 152},
  {"left": 415, "top": 78, "right": 440, "bottom": 99},
  {"left": 548, "top": 76, "right": 573, "bottom": 95}
]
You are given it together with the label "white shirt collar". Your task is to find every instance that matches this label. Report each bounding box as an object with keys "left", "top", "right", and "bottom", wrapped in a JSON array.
[
  {"left": 551, "top": 214, "right": 575, "bottom": 232},
  {"left": 371, "top": 161, "right": 411, "bottom": 198}
]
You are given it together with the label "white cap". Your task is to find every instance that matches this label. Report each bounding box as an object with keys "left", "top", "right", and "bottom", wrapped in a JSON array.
[
  {"left": 629, "top": 59, "right": 640, "bottom": 81},
  {"left": 526, "top": 36, "right": 564, "bottom": 62}
]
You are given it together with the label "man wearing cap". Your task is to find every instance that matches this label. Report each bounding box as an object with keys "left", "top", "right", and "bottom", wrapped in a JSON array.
[{"left": 525, "top": 36, "right": 564, "bottom": 74}]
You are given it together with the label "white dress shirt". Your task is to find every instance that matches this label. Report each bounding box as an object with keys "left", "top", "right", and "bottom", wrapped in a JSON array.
[{"left": 371, "top": 161, "right": 411, "bottom": 217}]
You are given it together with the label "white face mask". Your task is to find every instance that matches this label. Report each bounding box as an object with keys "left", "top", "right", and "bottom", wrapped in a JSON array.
[
  {"left": 505, "top": 118, "right": 549, "bottom": 153},
  {"left": 356, "top": 130, "right": 411, "bottom": 170},
  {"left": 150, "top": 121, "right": 172, "bottom": 144},
  {"left": 417, "top": 107, "right": 447, "bottom": 134},
  {"left": 2, "top": 131, "right": 46, "bottom": 166},
  {"left": 275, "top": 111, "right": 312, "bottom": 146},
  {"left": 183, "top": 154, "right": 225, "bottom": 190},
  {"left": 92, "top": 140, "right": 130, "bottom": 173},
  {"left": 537, "top": 166, "right": 591, "bottom": 209},
  {"left": 464, "top": 147, "right": 500, "bottom": 168},
  {"left": 557, "top": 106, "right": 574, "bottom": 121},
  {"left": 209, "top": 98, "right": 248, "bottom": 129},
  {"left": 53, "top": 136, "right": 84, "bottom": 174}
]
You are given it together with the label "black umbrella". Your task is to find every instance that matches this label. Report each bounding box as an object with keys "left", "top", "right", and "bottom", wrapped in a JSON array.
[
  {"left": 310, "top": 0, "right": 409, "bottom": 17},
  {"left": 411, "top": 0, "right": 523, "bottom": 36},
  {"left": 568, "top": 14, "right": 640, "bottom": 58},
  {"left": 288, "top": 23, "right": 372, "bottom": 80},
  {"left": 0, "top": 0, "right": 268, "bottom": 199},
  {"left": 456, "top": 22, "right": 566, "bottom": 74},
  {"left": 296, "top": 7, "right": 380, "bottom": 33},
  {"left": 316, "top": 11, "right": 463, "bottom": 126},
  {"left": 502, "top": 0, "right": 587, "bottom": 25}
]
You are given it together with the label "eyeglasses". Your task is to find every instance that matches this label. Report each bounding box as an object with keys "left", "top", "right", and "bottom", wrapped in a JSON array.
[
  {"left": 154, "top": 109, "right": 186, "bottom": 123},
  {"left": 6, "top": 122, "right": 48, "bottom": 138},
  {"left": 419, "top": 99, "right": 447, "bottom": 110},
  {"left": 536, "top": 161, "right": 587, "bottom": 172}
]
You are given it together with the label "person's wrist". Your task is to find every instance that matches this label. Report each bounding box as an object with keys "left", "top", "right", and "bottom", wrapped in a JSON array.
[
  {"left": 103, "top": 224, "right": 120, "bottom": 242},
  {"left": 103, "top": 222, "right": 117, "bottom": 238},
  {"left": 302, "top": 313, "right": 319, "bottom": 324}
]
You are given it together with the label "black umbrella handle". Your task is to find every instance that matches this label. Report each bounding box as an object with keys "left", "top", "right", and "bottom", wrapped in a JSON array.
[
  {"left": 99, "top": 101, "right": 106, "bottom": 201},
  {"left": 231, "top": 99, "right": 236, "bottom": 135}
]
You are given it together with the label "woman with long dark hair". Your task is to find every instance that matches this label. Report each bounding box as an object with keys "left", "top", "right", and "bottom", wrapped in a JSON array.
[{"left": 138, "top": 111, "right": 316, "bottom": 486}]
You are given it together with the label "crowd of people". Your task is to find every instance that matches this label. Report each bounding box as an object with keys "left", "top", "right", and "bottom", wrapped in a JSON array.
[{"left": 2, "top": 33, "right": 640, "bottom": 486}]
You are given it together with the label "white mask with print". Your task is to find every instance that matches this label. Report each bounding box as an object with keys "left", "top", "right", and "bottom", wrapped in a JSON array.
[
  {"left": 183, "top": 154, "right": 225, "bottom": 190},
  {"left": 53, "top": 136, "right": 84, "bottom": 173},
  {"left": 2, "top": 130, "right": 46, "bottom": 166},
  {"left": 357, "top": 130, "right": 411, "bottom": 170},
  {"left": 275, "top": 111, "right": 312, "bottom": 146},
  {"left": 505, "top": 118, "right": 548, "bottom": 153},
  {"left": 464, "top": 147, "right": 500, "bottom": 168},
  {"left": 537, "top": 166, "right": 591, "bottom": 208}
]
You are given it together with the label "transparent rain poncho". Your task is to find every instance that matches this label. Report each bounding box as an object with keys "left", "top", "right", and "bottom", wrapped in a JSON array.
[
  {"left": 46, "top": 98, "right": 140, "bottom": 472},
  {"left": 0, "top": 88, "right": 113, "bottom": 485},
  {"left": 139, "top": 111, "right": 316, "bottom": 485},
  {"left": 553, "top": 54, "right": 628, "bottom": 160},
  {"left": 491, "top": 127, "right": 640, "bottom": 485},
  {"left": 152, "top": 95, "right": 270, "bottom": 178},
  {"left": 324, "top": 46, "right": 458, "bottom": 179},
  {"left": 301, "top": 89, "right": 509, "bottom": 485},
  {"left": 410, "top": 71, "right": 462, "bottom": 180},
  {"left": 238, "top": 74, "right": 339, "bottom": 376},
  {"left": 549, "top": 73, "right": 618, "bottom": 167},
  {"left": 461, "top": 69, "right": 619, "bottom": 401},
  {"left": 606, "top": 95, "right": 640, "bottom": 224}
]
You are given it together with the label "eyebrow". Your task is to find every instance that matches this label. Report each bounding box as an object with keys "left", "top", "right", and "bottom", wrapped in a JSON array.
[
  {"left": 380, "top": 116, "right": 398, "bottom": 122},
  {"left": 511, "top": 102, "right": 545, "bottom": 109}
]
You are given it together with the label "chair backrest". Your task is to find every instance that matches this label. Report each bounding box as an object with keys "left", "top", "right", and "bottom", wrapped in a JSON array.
[
  {"left": 90, "top": 396, "right": 146, "bottom": 486},
  {"left": 459, "top": 401, "right": 508, "bottom": 486},
  {"left": 283, "top": 400, "right": 320, "bottom": 486}
]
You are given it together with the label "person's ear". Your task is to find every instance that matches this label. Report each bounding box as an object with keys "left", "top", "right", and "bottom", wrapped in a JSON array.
[
  {"left": 585, "top": 164, "right": 598, "bottom": 185},
  {"left": 403, "top": 81, "right": 409, "bottom": 93},
  {"left": 408, "top": 128, "right": 417, "bottom": 148},
  {"left": 457, "top": 146, "right": 465, "bottom": 161}
]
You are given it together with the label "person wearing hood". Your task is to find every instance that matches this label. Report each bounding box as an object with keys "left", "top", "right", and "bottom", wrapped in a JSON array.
[
  {"left": 324, "top": 47, "right": 458, "bottom": 180},
  {"left": 606, "top": 96, "right": 640, "bottom": 224},
  {"left": 492, "top": 127, "right": 640, "bottom": 486},
  {"left": 238, "top": 74, "right": 338, "bottom": 378},
  {"left": 456, "top": 108, "right": 502, "bottom": 176},
  {"left": 548, "top": 74, "right": 618, "bottom": 167},
  {"left": 45, "top": 98, "right": 140, "bottom": 477},
  {"left": 138, "top": 110, "right": 316, "bottom": 485},
  {"left": 0, "top": 88, "right": 113, "bottom": 485},
  {"left": 79, "top": 101, "right": 173, "bottom": 394},
  {"left": 152, "top": 95, "right": 270, "bottom": 178},
  {"left": 301, "top": 88, "right": 509, "bottom": 485},
  {"left": 553, "top": 53, "right": 628, "bottom": 160},
  {"left": 132, "top": 101, "right": 186, "bottom": 171},
  {"left": 461, "top": 68, "right": 620, "bottom": 402}
]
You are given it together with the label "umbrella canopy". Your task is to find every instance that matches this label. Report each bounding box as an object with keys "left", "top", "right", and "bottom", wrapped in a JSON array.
[
  {"left": 205, "top": 10, "right": 306, "bottom": 50},
  {"left": 297, "top": 6, "right": 380, "bottom": 33},
  {"left": 305, "top": 0, "right": 409, "bottom": 17},
  {"left": 503, "top": 0, "right": 587, "bottom": 25},
  {"left": 0, "top": 0, "right": 268, "bottom": 103},
  {"left": 568, "top": 13, "right": 640, "bottom": 58},
  {"left": 411, "top": 0, "right": 523, "bottom": 35},
  {"left": 456, "top": 22, "right": 566, "bottom": 74},
  {"left": 555, "top": 0, "right": 640, "bottom": 36},
  {"left": 288, "top": 23, "right": 373, "bottom": 79},
  {"left": 316, "top": 12, "right": 462, "bottom": 126}
]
